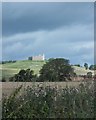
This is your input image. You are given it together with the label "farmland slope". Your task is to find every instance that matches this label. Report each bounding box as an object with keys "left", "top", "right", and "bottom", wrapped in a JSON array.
[{"left": 0, "top": 60, "right": 94, "bottom": 80}]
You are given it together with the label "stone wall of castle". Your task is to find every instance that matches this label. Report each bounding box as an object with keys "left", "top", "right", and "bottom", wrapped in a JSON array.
[{"left": 28, "top": 54, "right": 45, "bottom": 61}]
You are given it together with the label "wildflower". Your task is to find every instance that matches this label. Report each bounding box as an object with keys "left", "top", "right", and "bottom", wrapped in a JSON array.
[
  {"left": 54, "top": 96, "right": 57, "bottom": 101},
  {"left": 75, "top": 88, "right": 79, "bottom": 93},
  {"left": 22, "top": 98, "right": 25, "bottom": 101},
  {"left": 20, "top": 104, "right": 23, "bottom": 107},
  {"left": 35, "top": 92, "right": 39, "bottom": 97},
  {"left": 44, "top": 91, "right": 47, "bottom": 96}
]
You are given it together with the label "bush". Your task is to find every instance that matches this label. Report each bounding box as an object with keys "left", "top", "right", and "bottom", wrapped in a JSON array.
[
  {"left": 2, "top": 60, "right": 16, "bottom": 64},
  {"left": 2, "top": 77, "right": 6, "bottom": 82},
  {"left": 89, "top": 65, "right": 96, "bottom": 70},
  {"left": 9, "top": 69, "right": 37, "bottom": 82},
  {"left": 2, "top": 82, "right": 95, "bottom": 118},
  {"left": 74, "top": 64, "right": 81, "bottom": 67},
  {"left": 87, "top": 72, "right": 92, "bottom": 78}
]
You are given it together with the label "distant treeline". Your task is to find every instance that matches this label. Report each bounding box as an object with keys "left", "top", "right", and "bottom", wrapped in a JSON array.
[
  {"left": 74, "top": 64, "right": 96, "bottom": 70},
  {"left": 1, "top": 60, "right": 17, "bottom": 64}
]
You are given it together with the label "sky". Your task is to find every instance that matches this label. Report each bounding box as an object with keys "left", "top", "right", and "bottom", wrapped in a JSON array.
[
  {"left": 2, "top": 2, "right": 94, "bottom": 65},
  {"left": 0, "top": 2, "right": 2, "bottom": 62}
]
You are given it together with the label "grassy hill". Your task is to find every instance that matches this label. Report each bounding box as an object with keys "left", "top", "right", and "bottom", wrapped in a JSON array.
[
  {"left": 72, "top": 66, "right": 94, "bottom": 76},
  {"left": 1, "top": 60, "right": 45, "bottom": 80},
  {"left": 0, "top": 60, "right": 94, "bottom": 81}
]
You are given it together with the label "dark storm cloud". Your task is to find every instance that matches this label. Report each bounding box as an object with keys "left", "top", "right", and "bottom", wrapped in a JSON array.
[
  {"left": 2, "top": 2, "right": 94, "bottom": 65},
  {"left": 0, "top": 3, "right": 2, "bottom": 61},
  {"left": 2, "top": 2, "right": 93, "bottom": 36}
]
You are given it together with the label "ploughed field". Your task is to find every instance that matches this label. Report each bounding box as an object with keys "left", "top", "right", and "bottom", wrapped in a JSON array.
[{"left": 0, "top": 60, "right": 94, "bottom": 81}]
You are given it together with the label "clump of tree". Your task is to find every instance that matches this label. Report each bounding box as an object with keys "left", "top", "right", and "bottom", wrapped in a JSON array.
[
  {"left": 89, "top": 64, "right": 96, "bottom": 70},
  {"left": 9, "top": 69, "right": 37, "bottom": 82},
  {"left": 84, "top": 63, "right": 88, "bottom": 70},
  {"left": 48, "top": 58, "right": 54, "bottom": 62},
  {"left": 2, "top": 77, "right": 6, "bottom": 82},
  {"left": 74, "top": 64, "right": 81, "bottom": 67},
  {"left": 2, "top": 60, "right": 16, "bottom": 64},
  {"left": 87, "top": 72, "right": 92, "bottom": 78},
  {"left": 28, "top": 57, "right": 32, "bottom": 60},
  {"left": 39, "top": 58, "right": 74, "bottom": 82}
]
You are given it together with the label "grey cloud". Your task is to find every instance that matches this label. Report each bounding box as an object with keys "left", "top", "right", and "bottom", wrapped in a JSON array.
[
  {"left": 2, "top": 2, "right": 93, "bottom": 36},
  {"left": 3, "top": 24, "right": 94, "bottom": 64},
  {"left": 0, "top": 3, "right": 2, "bottom": 61},
  {"left": 2, "top": 2, "right": 94, "bottom": 64}
]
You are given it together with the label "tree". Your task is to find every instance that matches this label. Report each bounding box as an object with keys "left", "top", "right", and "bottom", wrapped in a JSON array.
[
  {"left": 87, "top": 72, "right": 92, "bottom": 78},
  {"left": 9, "top": 69, "right": 37, "bottom": 82},
  {"left": 74, "top": 64, "right": 80, "bottom": 67},
  {"left": 48, "top": 58, "right": 54, "bottom": 62},
  {"left": 94, "top": 65, "right": 96, "bottom": 70},
  {"left": 84, "top": 63, "right": 88, "bottom": 70},
  {"left": 89, "top": 64, "right": 96, "bottom": 70},
  {"left": 28, "top": 57, "right": 32, "bottom": 60},
  {"left": 39, "top": 58, "right": 74, "bottom": 82},
  {"left": 2, "top": 77, "right": 6, "bottom": 82},
  {"left": 89, "top": 65, "right": 94, "bottom": 70}
]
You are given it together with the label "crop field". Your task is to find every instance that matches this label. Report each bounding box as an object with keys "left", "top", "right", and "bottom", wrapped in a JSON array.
[{"left": 0, "top": 60, "right": 94, "bottom": 81}]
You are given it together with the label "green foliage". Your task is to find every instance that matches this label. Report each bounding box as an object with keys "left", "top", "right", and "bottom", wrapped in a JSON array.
[
  {"left": 2, "top": 85, "right": 23, "bottom": 118},
  {"left": 87, "top": 72, "right": 92, "bottom": 78},
  {"left": 48, "top": 58, "right": 54, "bottom": 62},
  {"left": 28, "top": 57, "right": 32, "bottom": 60},
  {"left": 89, "top": 64, "right": 96, "bottom": 70},
  {"left": 74, "top": 64, "right": 81, "bottom": 67},
  {"left": 2, "top": 60, "right": 16, "bottom": 64},
  {"left": 94, "top": 65, "right": 96, "bottom": 70},
  {"left": 9, "top": 69, "right": 37, "bottom": 82},
  {"left": 73, "top": 72, "right": 77, "bottom": 77},
  {"left": 2, "top": 60, "right": 94, "bottom": 81},
  {"left": 84, "top": 63, "right": 88, "bottom": 70},
  {"left": 2, "top": 82, "right": 95, "bottom": 118},
  {"left": 89, "top": 65, "right": 94, "bottom": 70},
  {"left": 39, "top": 58, "right": 74, "bottom": 82},
  {"left": 2, "top": 77, "right": 6, "bottom": 82}
]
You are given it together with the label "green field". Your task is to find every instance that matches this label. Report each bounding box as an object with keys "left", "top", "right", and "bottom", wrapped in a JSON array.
[
  {"left": 1, "top": 60, "right": 45, "bottom": 80},
  {"left": 0, "top": 60, "right": 94, "bottom": 81}
]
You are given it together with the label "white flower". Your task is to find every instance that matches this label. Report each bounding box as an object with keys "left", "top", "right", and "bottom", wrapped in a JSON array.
[
  {"left": 54, "top": 96, "right": 57, "bottom": 101},
  {"left": 44, "top": 91, "right": 47, "bottom": 96}
]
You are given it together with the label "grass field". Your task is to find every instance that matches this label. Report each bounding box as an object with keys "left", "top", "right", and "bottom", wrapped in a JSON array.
[
  {"left": 1, "top": 60, "right": 45, "bottom": 80},
  {"left": 0, "top": 60, "right": 94, "bottom": 81}
]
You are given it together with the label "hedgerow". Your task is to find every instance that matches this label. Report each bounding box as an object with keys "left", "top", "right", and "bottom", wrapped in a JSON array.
[{"left": 2, "top": 81, "right": 95, "bottom": 119}]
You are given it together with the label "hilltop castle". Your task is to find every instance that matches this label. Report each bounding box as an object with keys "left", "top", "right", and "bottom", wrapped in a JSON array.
[{"left": 28, "top": 54, "right": 45, "bottom": 61}]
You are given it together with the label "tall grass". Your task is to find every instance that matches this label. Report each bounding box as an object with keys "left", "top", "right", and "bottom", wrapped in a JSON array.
[{"left": 2, "top": 81, "right": 95, "bottom": 118}]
